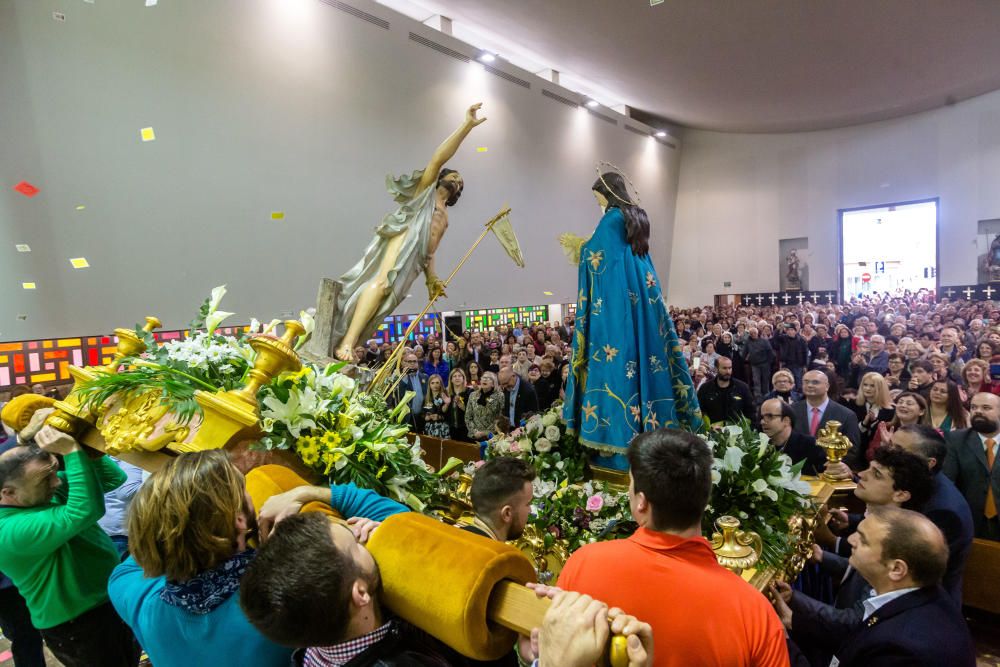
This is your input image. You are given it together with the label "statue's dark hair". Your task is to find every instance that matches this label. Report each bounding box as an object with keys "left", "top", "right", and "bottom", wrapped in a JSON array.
[
  {"left": 592, "top": 172, "right": 650, "bottom": 256},
  {"left": 437, "top": 168, "right": 463, "bottom": 206}
]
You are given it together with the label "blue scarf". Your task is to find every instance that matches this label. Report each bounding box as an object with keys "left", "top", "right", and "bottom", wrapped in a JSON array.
[{"left": 160, "top": 549, "right": 255, "bottom": 615}]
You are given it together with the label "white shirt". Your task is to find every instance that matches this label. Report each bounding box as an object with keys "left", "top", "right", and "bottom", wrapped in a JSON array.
[{"left": 861, "top": 586, "right": 919, "bottom": 621}]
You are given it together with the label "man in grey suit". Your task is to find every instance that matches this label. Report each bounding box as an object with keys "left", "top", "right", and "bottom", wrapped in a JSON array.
[
  {"left": 943, "top": 391, "right": 1000, "bottom": 541},
  {"left": 792, "top": 370, "right": 861, "bottom": 475}
]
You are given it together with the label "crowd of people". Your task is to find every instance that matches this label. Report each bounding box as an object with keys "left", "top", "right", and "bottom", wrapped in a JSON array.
[{"left": 0, "top": 290, "right": 996, "bottom": 665}]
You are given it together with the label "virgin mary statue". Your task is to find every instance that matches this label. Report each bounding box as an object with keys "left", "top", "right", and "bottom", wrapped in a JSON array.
[{"left": 561, "top": 170, "right": 702, "bottom": 471}]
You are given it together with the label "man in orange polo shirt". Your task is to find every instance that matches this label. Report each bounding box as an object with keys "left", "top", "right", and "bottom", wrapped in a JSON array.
[{"left": 557, "top": 429, "right": 790, "bottom": 667}]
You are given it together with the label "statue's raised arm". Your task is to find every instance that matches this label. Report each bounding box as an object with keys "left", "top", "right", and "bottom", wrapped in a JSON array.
[
  {"left": 415, "top": 103, "right": 486, "bottom": 194},
  {"left": 330, "top": 104, "right": 486, "bottom": 362}
]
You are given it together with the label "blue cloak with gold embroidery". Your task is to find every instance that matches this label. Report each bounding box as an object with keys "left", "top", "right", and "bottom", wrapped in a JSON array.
[{"left": 562, "top": 206, "right": 702, "bottom": 468}]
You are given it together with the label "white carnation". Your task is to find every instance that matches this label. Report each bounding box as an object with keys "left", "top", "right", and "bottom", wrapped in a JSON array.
[
  {"left": 544, "top": 425, "right": 561, "bottom": 441},
  {"left": 541, "top": 412, "right": 559, "bottom": 427},
  {"left": 534, "top": 437, "right": 552, "bottom": 453}
]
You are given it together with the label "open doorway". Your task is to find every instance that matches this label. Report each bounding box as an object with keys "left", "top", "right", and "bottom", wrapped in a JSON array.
[{"left": 839, "top": 198, "right": 938, "bottom": 300}]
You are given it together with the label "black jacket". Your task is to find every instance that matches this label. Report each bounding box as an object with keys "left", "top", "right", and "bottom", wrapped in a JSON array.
[
  {"left": 944, "top": 427, "right": 1000, "bottom": 538},
  {"left": 790, "top": 399, "right": 863, "bottom": 469},
  {"left": 697, "top": 378, "right": 754, "bottom": 425},
  {"left": 503, "top": 380, "right": 539, "bottom": 427},
  {"left": 775, "top": 333, "right": 809, "bottom": 368},
  {"left": 922, "top": 472, "right": 974, "bottom": 605},
  {"left": 773, "top": 431, "right": 827, "bottom": 476},
  {"left": 833, "top": 587, "right": 975, "bottom": 667}
]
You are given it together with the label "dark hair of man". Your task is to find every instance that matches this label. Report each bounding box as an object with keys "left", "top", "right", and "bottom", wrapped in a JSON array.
[
  {"left": 871, "top": 445, "right": 933, "bottom": 510},
  {"left": 627, "top": 429, "right": 712, "bottom": 531},
  {"left": 470, "top": 457, "right": 536, "bottom": 516},
  {"left": 591, "top": 172, "right": 650, "bottom": 256},
  {"left": 895, "top": 424, "right": 947, "bottom": 473},
  {"left": 870, "top": 506, "right": 947, "bottom": 588},
  {"left": 909, "top": 359, "right": 934, "bottom": 374},
  {"left": 239, "top": 513, "right": 358, "bottom": 648},
  {"left": 437, "top": 168, "right": 463, "bottom": 206},
  {"left": 0, "top": 446, "right": 51, "bottom": 492},
  {"left": 714, "top": 355, "right": 732, "bottom": 369},
  {"left": 778, "top": 400, "right": 796, "bottom": 428},
  {"left": 887, "top": 352, "right": 904, "bottom": 363}
]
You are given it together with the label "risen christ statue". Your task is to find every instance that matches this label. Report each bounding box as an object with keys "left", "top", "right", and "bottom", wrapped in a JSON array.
[{"left": 332, "top": 103, "right": 486, "bottom": 362}]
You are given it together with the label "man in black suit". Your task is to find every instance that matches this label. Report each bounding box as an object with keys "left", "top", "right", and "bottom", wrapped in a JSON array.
[
  {"left": 758, "top": 399, "right": 827, "bottom": 476},
  {"left": 388, "top": 350, "right": 429, "bottom": 433},
  {"left": 774, "top": 507, "right": 975, "bottom": 667},
  {"left": 944, "top": 391, "right": 1000, "bottom": 540},
  {"left": 497, "top": 367, "right": 538, "bottom": 429},
  {"left": 775, "top": 446, "right": 933, "bottom": 666},
  {"left": 894, "top": 425, "right": 974, "bottom": 604},
  {"left": 792, "top": 370, "right": 862, "bottom": 470}
]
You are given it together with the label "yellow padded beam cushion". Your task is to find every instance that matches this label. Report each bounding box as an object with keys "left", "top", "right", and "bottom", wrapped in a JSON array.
[
  {"left": 1, "top": 394, "right": 56, "bottom": 433},
  {"left": 367, "top": 512, "right": 537, "bottom": 661}
]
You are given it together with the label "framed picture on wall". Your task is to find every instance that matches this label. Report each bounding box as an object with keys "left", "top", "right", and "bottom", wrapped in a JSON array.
[
  {"left": 779, "top": 237, "right": 809, "bottom": 292},
  {"left": 977, "top": 218, "right": 1000, "bottom": 284}
]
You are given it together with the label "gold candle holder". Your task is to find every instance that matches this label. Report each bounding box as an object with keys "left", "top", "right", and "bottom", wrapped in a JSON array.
[
  {"left": 710, "top": 515, "right": 762, "bottom": 576},
  {"left": 817, "top": 421, "right": 852, "bottom": 481},
  {"left": 181, "top": 320, "right": 305, "bottom": 454},
  {"left": 46, "top": 316, "right": 162, "bottom": 437}
]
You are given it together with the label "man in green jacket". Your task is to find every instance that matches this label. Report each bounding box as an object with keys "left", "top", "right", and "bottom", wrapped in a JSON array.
[{"left": 0, "top": 426, "right": 139, "bottom": 666}]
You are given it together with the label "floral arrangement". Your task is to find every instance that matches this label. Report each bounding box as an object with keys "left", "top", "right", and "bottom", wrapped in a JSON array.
[
  {"left": 703, "top": 421, "right": 814, "bottom": 569},
  {"left": 529, "top": 479, "right": 635, "bottom": 552},
  {"left": 75, "top": 286, "right": 456, "bottom": 510},
  {"left": 76, "top": 286, "right": 258, "bottom": 422},
  {"left": 256, "top": 364, "right": 460, "bottom": 509},
  {"left": 486, "top": 406, "right": 589, "bottom": 485}
]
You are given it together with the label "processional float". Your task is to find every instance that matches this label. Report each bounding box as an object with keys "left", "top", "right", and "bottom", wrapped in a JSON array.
[{"left": 1, "top": 311, "right": 635, "bottom": 665}]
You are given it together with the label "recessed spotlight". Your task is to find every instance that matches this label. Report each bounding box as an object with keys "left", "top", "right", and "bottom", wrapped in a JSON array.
[
  {"left": 585, "top": 99, "right": 599, "bottom": 108},
  {"left": 654, "top": 130, "right": 667, "bottom": 138},
  {"left": 543, "top": 291, "right": 554, "bottom": 296},
  {"left": 477, "top": 52, "right": 496, "bottom": 63}
]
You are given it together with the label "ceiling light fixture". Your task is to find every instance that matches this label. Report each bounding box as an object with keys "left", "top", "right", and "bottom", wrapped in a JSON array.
[
  {"left": 654, "top": 130, "right": 667, "bottom": 138},
  {"left": 477, "top": 51, "right": 496, "bottom": 63},
  {"left": 585, "top": 99, "right": 599, "bottom": 108}
]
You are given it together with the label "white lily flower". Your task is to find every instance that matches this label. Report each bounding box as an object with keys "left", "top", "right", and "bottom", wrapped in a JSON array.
[
  {"left": 751, "top": 478, "right": 770, "bottom": 494},
  {"left": 722, "top": 446, "right": 744, "bottom": 472},
  {"left": 262, "top": 319, "right": 281, "bottom": 335},
  {"left": 757, "top": 432, "right": 770, "bottom": 459},
  {"left": 260, "top": 391, "right": 317, "bottom": 438},
  {"left": 711, "top": 468, "right": 722, "bottom": 484},
  {"left": 208, "top": 285, "right": 228, "bottom": 313},
  {"left": 248, "top": 318, "right": 262, "bottom": 334},
  {"left": 205, "top": 310, "right": 235, "bottom": 335},
  {"left": 296, "top": 310, "right": 315, "bottom": 349}
]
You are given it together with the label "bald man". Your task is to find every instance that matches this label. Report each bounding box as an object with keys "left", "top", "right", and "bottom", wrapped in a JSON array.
[
  {"left": 775, "top": 507, "right": 974, "bottom": 666},
  {"left": 791, "top": 370, "right": 862, "bottom": 469},
  {"left": 943, "top": 391, "right": 1000, "bottom": 540}
]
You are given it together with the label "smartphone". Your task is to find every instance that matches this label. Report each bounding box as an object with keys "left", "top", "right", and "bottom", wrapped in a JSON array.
[{"left": 692, "top": 357, "right": 701, "bottom": 370}]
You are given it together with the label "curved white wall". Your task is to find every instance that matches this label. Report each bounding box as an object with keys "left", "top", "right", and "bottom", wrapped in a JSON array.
[
  {"left": 0, "top": 0, "right": 680, "bottom": 340},
  {"left": 668, "top": 88, "right": 1000, "bottom": 306}
]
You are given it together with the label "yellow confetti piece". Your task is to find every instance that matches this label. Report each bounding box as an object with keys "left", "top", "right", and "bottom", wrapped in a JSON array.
[
  {"left": 70, "top": 258, "right": 90, "bottom": 269},
  {"left": 476, "top": 147, "right": 488, "bottom": 153},
  {"left": 15, "top": 244, "right": 31, "bottom": 253},
  {"left": 22, "top": 282, "right": 36, "bottom": 290},
  {"left": 270, "top": 211, "right": 285, "bottom": 221},
  {"left": 75, "top": 205, "right": 86, "bottom": 211},
  {"left": 140, "top": 127, "right": 156, "bottom": 142}
]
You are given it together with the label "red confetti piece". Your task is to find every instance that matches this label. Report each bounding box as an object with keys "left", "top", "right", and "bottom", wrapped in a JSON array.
[{"left": 13, "top": 181, "right": 39, "bottom": 197}]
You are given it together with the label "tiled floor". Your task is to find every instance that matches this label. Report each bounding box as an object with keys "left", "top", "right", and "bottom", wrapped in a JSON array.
[{"left": 3, "top": 611, "right": 999, "bottom": 666}]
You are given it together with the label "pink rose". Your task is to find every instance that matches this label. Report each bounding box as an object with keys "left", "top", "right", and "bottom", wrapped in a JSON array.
[
  {"left": 586, "top": 494, "right": 604, "bottom": 512},
  {"left": 511, "top": 443, "right": 522, "bottom": 453},
  {"left": 474, "top": 460, "right": 486, "bottom": 469}
]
